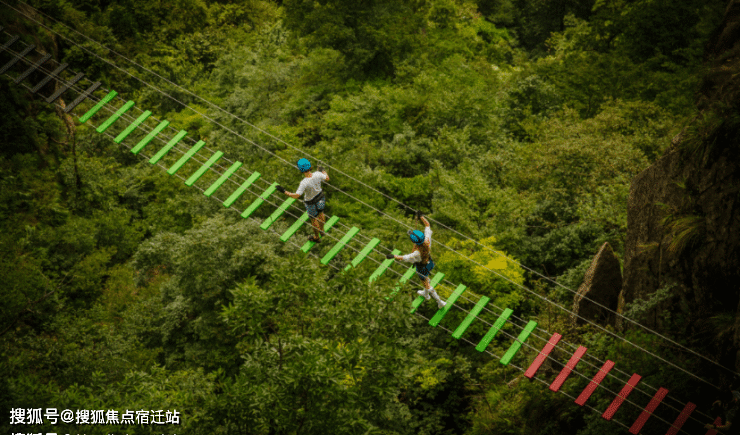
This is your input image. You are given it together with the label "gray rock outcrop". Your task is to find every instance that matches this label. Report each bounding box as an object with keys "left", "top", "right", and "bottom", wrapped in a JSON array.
[{"left": 572, "top": 242, "right": 622, "bottom": 327}]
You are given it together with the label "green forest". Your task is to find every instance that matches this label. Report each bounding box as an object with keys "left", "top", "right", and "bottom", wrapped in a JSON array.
[{"left": 1, "top": 0, "right": 738, "bottom": 433}]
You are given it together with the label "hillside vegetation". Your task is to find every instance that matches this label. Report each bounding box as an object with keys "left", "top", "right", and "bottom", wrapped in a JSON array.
[{"left": 0, "top": 0, "right": 731, "bottom": 434}]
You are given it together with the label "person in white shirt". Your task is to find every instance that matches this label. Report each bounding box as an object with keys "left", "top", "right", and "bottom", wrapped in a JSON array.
[
  {"left": 277, "top": 158, "right": 329, "bottom": 242},
  {"left": 386, "top": 215, "right": 446, "bottom": 309}
]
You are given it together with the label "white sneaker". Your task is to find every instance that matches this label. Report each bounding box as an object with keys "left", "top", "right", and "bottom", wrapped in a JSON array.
[
  {"left": 428, "top": 288, "right": 446, "bottom": 309},
  {"left": 417, "top": 289, "right": 430, "bottom": 300}
]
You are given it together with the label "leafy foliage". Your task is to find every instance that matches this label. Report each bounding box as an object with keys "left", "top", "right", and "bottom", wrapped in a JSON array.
[{"left": 0, "top": 0, "right": 730, "bottom": 433}]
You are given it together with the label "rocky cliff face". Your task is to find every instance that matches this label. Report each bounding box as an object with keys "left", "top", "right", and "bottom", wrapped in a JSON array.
[
  {"left": 617, "top": 0, "right": 740, "bottom": 369},
  {"left": 571, "top": 242, "right": 622, "bottom": 327}
]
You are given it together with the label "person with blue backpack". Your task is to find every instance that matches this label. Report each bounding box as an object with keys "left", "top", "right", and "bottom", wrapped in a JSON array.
[
  {"left": 277, "top": 158, "right": 328, "bottom": 243},
  {"left": 386, "top": 214, "right": 446, "bottom": 309}
]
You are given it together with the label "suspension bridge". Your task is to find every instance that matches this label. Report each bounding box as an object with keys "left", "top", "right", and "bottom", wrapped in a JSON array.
[{"left": 0, "top": 7, "right": 734, "bottom": 434}]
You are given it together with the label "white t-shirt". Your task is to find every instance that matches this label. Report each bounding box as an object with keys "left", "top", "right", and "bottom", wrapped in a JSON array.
[
  {"left": 295, "top": 172, "right": 327, "bottom": 201},
  {"left": 399, "top": 226, "right": 432, "bottom": 263}
]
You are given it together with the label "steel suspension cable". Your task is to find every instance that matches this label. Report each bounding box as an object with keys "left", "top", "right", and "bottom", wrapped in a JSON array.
[
  {"left": 9, "top": 1, "right": 729, "bottom": 388},
  {"left": 8, "top": 0, "right": 728, "bottom": 384},
  {"left": 6, "top": 0, "right": 733, "bottom": 385},
  {"left": 412, "top": 311, "right": 639, "bottom": 435},
  {"left": 1, "top": 8, "right": 725, "bottom": 392},
  {"left": 18, "top": 61, "right": 714, "bottom": 430},
  {"left": 2, "top": 1, "right": 404, "bottom": 255}
]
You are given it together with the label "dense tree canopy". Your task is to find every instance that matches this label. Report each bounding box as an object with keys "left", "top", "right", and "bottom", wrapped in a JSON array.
[{"left": 0, "top": 0, "right": 731, "bottom": 434}]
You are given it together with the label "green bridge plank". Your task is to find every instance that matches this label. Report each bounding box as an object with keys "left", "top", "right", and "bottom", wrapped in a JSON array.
[
  {"left": 114, "top": 110, "right": 151, "bottom": 143},
  {"left": 205, "top": 161, "right": 242, "bottom": 197},
  {"left": 186, "top": 151, "right": 223, "bottom": 187},
  {"left": 280, "top": 212, "right": 309, "bottom": 242},
  {"left": 280, "top": 213, "right": 308, "bottom": 242},
  {"left": 399, "top": 266, "right": 417, "bottom": 283},
  {"left": 131, "top": 120, "right": 170, "bottom": 155},
  {"left": 96, "top": 100, "right": 134, "bottom": 133},
  {"left": 386, "top": 266, "right": 416, "bottom": 301},
  {"left": 79, "top": 90, "right": 117, "bottom": 123},
  {"left": 150, "top": 130, "right": 187, "bottom": 165},
  {"left": 301, "top": 215, "right": 339, "bottom": 253},
  {"left": 429, "top": 284, "right": 467, "bottom": 327},
  {"left": 369, "top": 249, "right": 401, "bottom": 283},
  {"left": 452, "top": 296, "right": 490, "bottom": 339},
  {"left": 224, "top": 172, "right": 260, "bottom": 208},
  {"left": 242, "top": 182, "right": 278, "bottom": 219},
  {"left": 476, "top": 308, "right": 514, "bottom": 352},
  {"left": 344, "top": 238, "right": 381, "bottom": 272},
  {"left": 167, "top": 140, "right": 205, "bottom": 175},
  {"left": 500, "top": 320, "right": 538, "bottom": 366},
  {"left": 260, "top": 197, "right": 297, "bottom": 230},
  {"left": 410, "top": 272, "right": 446, "bottom": 314},
  {"left": 321, "top": 226, "right": 360, "bottom": 264}
]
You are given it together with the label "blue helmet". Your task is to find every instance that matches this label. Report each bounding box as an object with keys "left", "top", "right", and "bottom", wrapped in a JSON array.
[
  {"left": 297, "top": 158, "right": 311, "bottom": 172},
  {"left": 408, "top": 229, "right": 424, "bottom": 244}
]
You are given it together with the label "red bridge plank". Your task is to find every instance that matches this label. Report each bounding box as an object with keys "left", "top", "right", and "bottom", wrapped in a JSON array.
[
  {"left": 549, "top": 345, "right": 587, "bottom": 392},
  {"left": 575, "top": 360, "right": 615, "bottom": 406},
  {"left": 665, "top": 402, "right": 696, "bottom": 435},
  {"left": 602, "top": 373, "right": 641, "bottom": 421},
  {"left": 525, "top": 333, "right": 561, "bottom": 379},
  {"left": 629, "top": 387, "right": 669, "bottom": 434}
]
